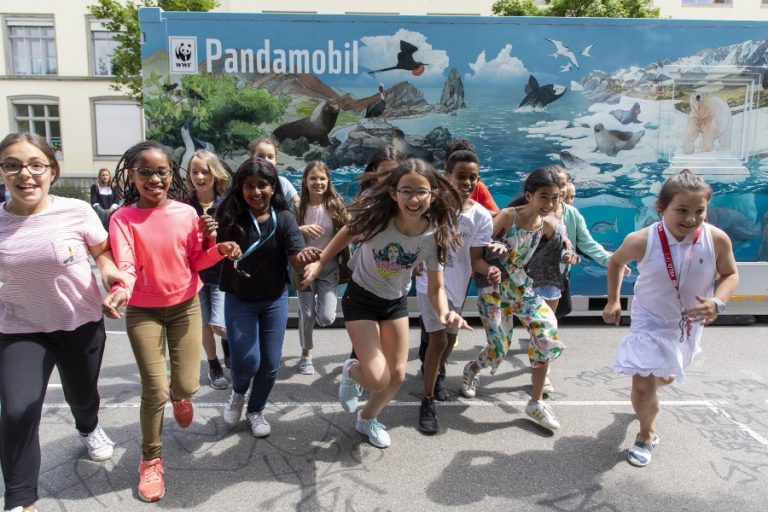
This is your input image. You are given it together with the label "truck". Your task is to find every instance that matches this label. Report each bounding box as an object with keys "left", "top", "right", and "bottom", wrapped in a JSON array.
[{"left": 139, "top": 8, "right": 768, "bottom": 317}]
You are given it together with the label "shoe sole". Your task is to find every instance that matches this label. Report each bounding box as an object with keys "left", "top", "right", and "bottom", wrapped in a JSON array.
[
  {"left": 355, "top": 429, "right": 390, "bottom": 449},
  {"left": 418, "top": 424, "right": 438, "bottom": 435},
  {"left": 627, "top": 435, "right": 660, "bottom": 467},
  {"left": 88, "top": 450, "right": 114, "bottom": 462},
  {"left": 209, "top": 381, "right": 230, "bottom": 390},
  {"left": 525, "top": 411, "right": 560, "bottom": 431},
  {"left": 138, "top": 488, "right": 166, "bottom": 502}
]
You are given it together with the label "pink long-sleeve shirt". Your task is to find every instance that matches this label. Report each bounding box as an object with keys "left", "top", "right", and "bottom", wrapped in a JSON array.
[{"left": 109, "top": 200, "right": 224, "bottom": 308}]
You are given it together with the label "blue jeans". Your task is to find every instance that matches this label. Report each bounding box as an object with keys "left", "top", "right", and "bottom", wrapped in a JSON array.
[{"left": 225, "top": 290, "right": 288, "bottom": 413}]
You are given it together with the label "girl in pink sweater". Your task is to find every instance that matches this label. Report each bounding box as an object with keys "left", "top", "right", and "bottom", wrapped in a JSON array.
[{"left": 108, "top": 141, "right": 240, "bottom": 502}]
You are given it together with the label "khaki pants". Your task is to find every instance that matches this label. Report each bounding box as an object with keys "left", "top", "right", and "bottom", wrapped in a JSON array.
[{"left": 126, "top": 296, "right": 201, "bottom": 459}]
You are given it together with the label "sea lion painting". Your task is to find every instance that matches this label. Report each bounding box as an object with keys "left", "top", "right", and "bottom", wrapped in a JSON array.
[
  {"left": 391, "top": 128, "right": 433, "bottom": 161},
  {"left": 610, "top": 102, "right": 642, "bottom": 124},
  {"left": 368, "top": 40, "right": 427, "bottom": 76},
  {"left": 273, "top": 100, "right": 339, "bottom": 147},
  {"left": 593, "top": 123, "right": 644, "bottom": 157},
  {"left": 518, "top": 75, "right": 566, "bottom": 109}
]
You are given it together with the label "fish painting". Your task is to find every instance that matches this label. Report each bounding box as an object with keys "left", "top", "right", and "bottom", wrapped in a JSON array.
[{"left": 590, "top": 218, "right": 619, "bottom": 234}]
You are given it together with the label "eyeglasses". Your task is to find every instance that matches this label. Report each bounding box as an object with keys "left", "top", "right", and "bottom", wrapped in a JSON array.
[
  {"left": 0, "top": 162, "right": 51, "bottom": 176},
  {"left": 130, "top": 167, "right": 173, "bottom": 179},
  {"left": 396, "top": 188, "right": 434, "bottom": 201}
]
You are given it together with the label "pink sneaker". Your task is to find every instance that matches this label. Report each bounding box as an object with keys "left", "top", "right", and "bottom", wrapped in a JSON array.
[
  {"left": 138, "top": 458, "right": 165, "bottom": 502},
  {"left": 169, "top": 382, "right": 193, "bottom": 428}
]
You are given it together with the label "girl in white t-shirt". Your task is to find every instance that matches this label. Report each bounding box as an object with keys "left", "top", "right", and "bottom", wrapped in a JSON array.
[
  {"left": 0, "top": 132, "right": 127, "bottom": 512},
  {"left": 302, "top": 158, "right": 471, "bottom": 448},
  {"left": 294, "top": 160, "right": 348, "bottom": 375},
  {"left": 603, "top": 169, "right": 738, "bottom": 467}
]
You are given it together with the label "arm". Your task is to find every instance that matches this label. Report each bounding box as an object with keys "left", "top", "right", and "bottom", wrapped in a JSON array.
[
  {"left": 685, "top": 227, "right": 739, "bottom": 323},
  {"left": 568, "top": 207, "right": 612, "bottom": 266},
  {"left": 603, "top": 229, "right": 647, "bottom": 325},
  {"left": 470, "top": 246, "right": 502, "bottom": 285},
  {"left": 491, "top": 207, "right": 514, "bottom": 237},
  {"left": 301, "top": 225, "right": 354, "bottom": 286},
  {"left": 89, "top": 239, "right": 132, "bottom": 319},
  {"left": 427, "top": 268, "right": 471, "bottom": 330}
]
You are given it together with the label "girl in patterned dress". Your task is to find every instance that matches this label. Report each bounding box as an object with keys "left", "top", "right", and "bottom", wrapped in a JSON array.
[{"left": 461, "top": 167, "right": 566, "bottom": 431}]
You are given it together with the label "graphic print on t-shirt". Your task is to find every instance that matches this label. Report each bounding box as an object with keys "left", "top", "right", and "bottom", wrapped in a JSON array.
[{"left": 373, "top": 242, "right": 421, "bottom": 278}]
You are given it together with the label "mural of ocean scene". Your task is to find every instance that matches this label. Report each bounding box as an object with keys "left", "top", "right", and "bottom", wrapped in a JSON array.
[{"left": 139, "top": 9, "right": 768, "bottom": 297}]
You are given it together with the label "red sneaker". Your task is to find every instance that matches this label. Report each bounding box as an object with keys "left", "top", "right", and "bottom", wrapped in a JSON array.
[
  {"left": 138, "top": 458, "right": 165, "bottom": 502},
  {"left": 169, "top": 383, "right": 194, "bottom": 428}
]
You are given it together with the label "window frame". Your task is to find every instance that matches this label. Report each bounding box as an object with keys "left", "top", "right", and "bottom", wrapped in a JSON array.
[
  {"left": 4, "top": 15, "right": 58, "bottom": 76},
  {"left": 91, "top": 97, "right": 144, "bottom": 158},
  {"left": 88, "top": 19, "right": 118, "bottom": 77},
  {"left": 9, "top": 96, "right": 62, "bottom": 151}
]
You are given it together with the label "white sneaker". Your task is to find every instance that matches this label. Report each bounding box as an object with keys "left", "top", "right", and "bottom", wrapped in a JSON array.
[
  {"left": 297, "top": 356, "right": 315, "bottom": 375},
  {"left": 6, "top": 506, "right": 37, "bottom": 512},
  {"left": 356, "top": 411, "right": 390, "bottom": 448},
  {"left": 525, "top": 400, "right": 561, "bottom": 430},
  {"left": 461, "top": 362, "right": 479, "bottom": 399},
  {"left": 246, "top": 411, "right": 271, "bottom": 437},
  {"left": 78, "top": 424, "right": 114, "bottom": 462},
  {"left": 223, "top": 390, "right": 246, "bottom": 425}
]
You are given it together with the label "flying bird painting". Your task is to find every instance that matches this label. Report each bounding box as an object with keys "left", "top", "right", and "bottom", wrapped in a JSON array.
[
  {"left": 546, "top": 38, "right": 579, "bottom": 69},
  {"left": 368, "top": 40, "right": 427, "bottom": 76}
]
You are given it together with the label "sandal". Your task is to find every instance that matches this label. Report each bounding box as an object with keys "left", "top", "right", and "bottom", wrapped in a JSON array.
[{"left": 627, "top": 434, "right": 660, "bottom": 467}]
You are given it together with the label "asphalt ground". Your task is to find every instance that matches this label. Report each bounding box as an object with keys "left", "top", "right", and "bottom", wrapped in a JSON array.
[{"left": 4, "top": 318, "right": 768, "bottom": 512}]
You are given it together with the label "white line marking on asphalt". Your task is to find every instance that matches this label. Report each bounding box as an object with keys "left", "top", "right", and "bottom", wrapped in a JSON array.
[
  {"left": 707, "top": 405, "right": 768, "bottom": 446},
  {"left": 42, "top": 399, "right": 716, "bottom": 409}
]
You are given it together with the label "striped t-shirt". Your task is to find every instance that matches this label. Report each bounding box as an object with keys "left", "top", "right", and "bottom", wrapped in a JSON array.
[{"left": 0, "top": 196, "right": 107, "bottom": 333}]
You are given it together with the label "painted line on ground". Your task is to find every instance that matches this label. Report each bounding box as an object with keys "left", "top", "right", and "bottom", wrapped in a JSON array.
[{"left": 707, "top": 404, "right": 768, "bottom": 446}]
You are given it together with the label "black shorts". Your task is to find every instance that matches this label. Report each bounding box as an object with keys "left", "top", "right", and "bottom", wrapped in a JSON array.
[{"left": 341, "top": 280, "right": 409, "bottom": 322}]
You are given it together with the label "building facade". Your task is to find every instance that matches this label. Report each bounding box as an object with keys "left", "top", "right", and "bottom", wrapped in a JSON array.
[{"left": 1, "top": 0, "right": 766, "bottom": 178}]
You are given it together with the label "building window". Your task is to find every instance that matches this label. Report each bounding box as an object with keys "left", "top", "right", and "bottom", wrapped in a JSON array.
[
  {"left": 12, "top": 100, "right": 61, "bottom": 151},
  {"left": 90, "top": 20, "right": 118, "bottom": 76},
  {"left": 6, "top": 17, "right": 57, "bottom": 75},
  {"left": 93, "top": 100, "right": 142, "bottom": 157}
]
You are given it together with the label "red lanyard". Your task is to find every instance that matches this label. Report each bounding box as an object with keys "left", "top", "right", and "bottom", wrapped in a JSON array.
[{"left": 656, "top": 222, "right": 702, "bottom": 342}]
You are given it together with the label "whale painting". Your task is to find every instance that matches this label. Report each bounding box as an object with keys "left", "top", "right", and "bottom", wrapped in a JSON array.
[{"left": 518, "top": 75, "right": 566, "bottom": 109}]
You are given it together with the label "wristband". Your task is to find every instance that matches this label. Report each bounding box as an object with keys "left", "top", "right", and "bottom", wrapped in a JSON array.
[{"left": 710, "top": 297, "right": 726, "bottom": 314}]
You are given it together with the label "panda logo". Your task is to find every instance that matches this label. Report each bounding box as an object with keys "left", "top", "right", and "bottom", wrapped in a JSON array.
[{"left": 174, "top": 43, "right": 192, "bottom": 64}]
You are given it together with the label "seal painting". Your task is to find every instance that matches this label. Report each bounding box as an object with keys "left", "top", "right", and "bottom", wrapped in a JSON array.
[
  {"left": 273, "top": 100, "right": 339, "bottom": 147},
  {"left": 593, "top": 123, "right": 644, "bottom": 157},
  {"left": 610, "top": 102, "right": 642, "bottom": 124}
]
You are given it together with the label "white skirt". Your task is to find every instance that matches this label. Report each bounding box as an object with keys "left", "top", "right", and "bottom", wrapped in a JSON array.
[{"left": 613, "top": 327, "right": 702, "bottom": 384}]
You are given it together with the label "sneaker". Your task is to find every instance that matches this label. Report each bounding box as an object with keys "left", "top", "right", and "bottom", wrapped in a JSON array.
[
  {"left": 223, "top": 390, "right": 246, "bottom": 425},
  {"left": 78, "top": 424, "right": 114, "bottom": 462},
  {"left": 434, "top": 371, "right": 448, "bottom": 401},
  {"left": 339, "top": 358, "right": 362, "bottom": 413},
  {"left": 246, "top": 411, "right": 271, "bottom": 437},
  {"left": 525, "top": 400, "right": 561, "bottom": 431},
  {"left": 418, "top": 396, "right": 438, "bottom": 435},
  {"left": 208, "top": 366, "right": 230, "bottom": 390},
  {"left": 297, "top": 356, "right": 315, "bottom": 375},
  {"left": 627, "top": 434, "right": 660, "bottom": 467},
  {"left": 356, "top": 411, "right": 391, "bottom": 448},
  {"left": 461, "top": 362, "right": 479, "bottom": 399},
  {"left": 137, "top": 458, "right": 165, "bottom": 502},
  {"left": 169, "top": 388, "right": 193, "bottom": 429}
]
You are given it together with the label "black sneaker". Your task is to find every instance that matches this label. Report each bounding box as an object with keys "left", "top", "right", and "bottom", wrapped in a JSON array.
[
  {"left": 419, "top": 396, "right": 438, "bottom": 435},
  {"left": 434, "top": 372, "right": 448, "bottom": 401}
]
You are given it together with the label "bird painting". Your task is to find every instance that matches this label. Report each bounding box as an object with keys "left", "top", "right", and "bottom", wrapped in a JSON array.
[
  {"left": 546, "top": 38, "right": 579, "bottom": 69},
  {"left": 368, "top": 40, "right": 427, "bottom": 76}
]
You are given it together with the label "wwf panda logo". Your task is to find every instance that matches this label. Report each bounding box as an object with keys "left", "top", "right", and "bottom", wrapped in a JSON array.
[{"left": 174, "top": 43, "right": 192, "bottom": 63}]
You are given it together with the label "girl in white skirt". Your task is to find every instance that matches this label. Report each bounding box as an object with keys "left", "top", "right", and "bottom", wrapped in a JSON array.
[{"left": 603, "top": 169, "right": 738, "bottom": 467}]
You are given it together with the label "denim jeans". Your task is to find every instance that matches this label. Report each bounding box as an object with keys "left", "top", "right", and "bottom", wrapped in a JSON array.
[{"left": 225, "top": 290, "right": 288, "bottom": 413}]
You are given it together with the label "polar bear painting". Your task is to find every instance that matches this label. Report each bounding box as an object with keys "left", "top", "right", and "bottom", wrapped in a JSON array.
[{"left": 682, "top": 92, "right": 732, "bottom": 154}]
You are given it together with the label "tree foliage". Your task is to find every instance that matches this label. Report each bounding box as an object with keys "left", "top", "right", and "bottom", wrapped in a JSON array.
[
  {"left": 143, "top": 72, "right": 289, "bottom": 158},
  {"left": 492, "top": 0, "right": 660, "bottom": 18},
  {"left": 87, "top": 0, "right": 218, "bottom": 103}
]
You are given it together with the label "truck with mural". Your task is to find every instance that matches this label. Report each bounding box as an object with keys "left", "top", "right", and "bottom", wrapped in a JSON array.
[{"left": 139, "top": 8, "right": 768, "bottom": 315}]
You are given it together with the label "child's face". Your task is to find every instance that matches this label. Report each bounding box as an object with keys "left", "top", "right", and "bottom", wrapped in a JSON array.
[
  {"left": 448, "top": 161, "right": 480, "bottom": 201},
  {"left": 98, "top": 169, "right": 111, "bottom": 185},
  {"left": 251, "top": 142, "right": 278, "bottom": 166},
  {"left": 306, "top": 167, "right": 328, "bottom": 199},
  {"left": 525, "top": 185, "right": 561, "bottom": 217},
  {"left": 661, "top": 190, "right": 708, "bottom": 241},
  {"left": 189, "top": 157, "right": 214, "bottom": 195},
  {"left": 128, "top": 149, "right": 173, "bottom": 208},
  {"left": 375, "top": 159, "right": 399, "bottom": 184},
  {"left": 242, "top": 173, "right": 274, "bottom": 214},
  {"left": 390, "top": 171, "right": 434, "bottom": 220},
  {"left": 563, "top": 184, "right": 576, "bottom": 205},
  {"left": 0, "top": 141, "right": 55, "bottom": 211}
]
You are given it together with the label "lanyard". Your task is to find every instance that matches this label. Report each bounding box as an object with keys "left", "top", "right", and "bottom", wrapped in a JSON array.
[
  {"left": 656, "top": 222, "right": 702, "bottom": 342},
  {"left": 234, "top": 208, "right": 277, "bottom": 271}
]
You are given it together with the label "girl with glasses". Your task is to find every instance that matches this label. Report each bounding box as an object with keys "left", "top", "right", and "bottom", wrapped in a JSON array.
[
  {"left": 302, "top": 158, "right": 470, "bottom": 448},
  {"left": 109, "top": 141, "right": 241, "bottom": 502}
]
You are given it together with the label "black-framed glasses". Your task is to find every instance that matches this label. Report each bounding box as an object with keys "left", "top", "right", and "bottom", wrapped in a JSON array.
[
  {"left": 0, "top": 162, "right": 51, "bottom": 176},
  {"left": 396, "top": 188, "right": 434, "bottom": 201},
  {"left": 130, "top": 167, "right": 173, "bottom": 179}
]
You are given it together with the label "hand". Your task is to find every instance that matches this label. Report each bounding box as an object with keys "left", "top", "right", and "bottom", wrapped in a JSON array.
[
  {"left": 199, "top": 214, "right": 218, "bottom": 238},
  {"left": 411, "top": 262, "right": 425, "bottom": 277},
  {"left": 300, "top": 224, "right": 325, "bottom": 240},
  {"left": 485, "top": 241, "right": 508, "bottom": 258},
  {"left": 102, "top": 289, "right": 127, "bottom": 319},
  {"left": 561, "top": 249, "right": 574, "bottom": 263},
  {"left": 441, "top": 311, "right": 472, "bottom": 331},
  {"left": 623, "top": 265, "right": 632, "bottom": 277},
  {"left": 296, "top": 247, "right": 322, "bottom": 265},
  {"left": 486, "top": 265, "right": 502, "bottom": 285},
  {"left": 684, "top": 294, "right": 717, "bottom": 324},
  {"left": 602, "top": 302, "right": 622, "bottom": 325},
  {"left": 101, "top": 269, "right": 131, "bottom": 291},
  {"left": 217, "top": 241, "right": 242, "bottom": 260},
  {"left": 300, "top": 261, "right": 321, "bottom": 288}
]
